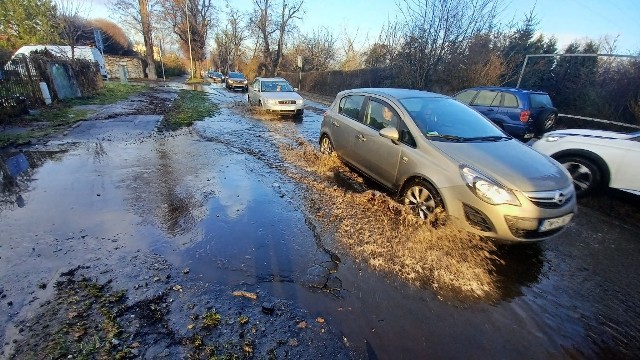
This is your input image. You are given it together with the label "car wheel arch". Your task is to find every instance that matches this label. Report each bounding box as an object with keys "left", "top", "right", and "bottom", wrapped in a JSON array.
[
  {"left": 397, "top": 175, "right": 448, "bottom": 213},
  {"left": 551, "top": 149, "right": 611, "bottom": 187}
]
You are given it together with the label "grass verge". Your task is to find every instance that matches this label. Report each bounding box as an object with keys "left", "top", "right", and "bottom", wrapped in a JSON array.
[
  {"left": 66, "top": 82, "right": 147, "bottom": 106},
  {"left": 1, "top": 82, "right": 147, "bottom": 148},
  {"left": 0, "top": 108, "right": 91, "bottom": 147},
  {"left": 162, "top": 89, "right": 218, "bottom": 130}
]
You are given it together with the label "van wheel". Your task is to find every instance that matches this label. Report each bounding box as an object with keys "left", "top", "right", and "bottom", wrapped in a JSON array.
[{"left": 401, "top": 179, "right": 444, "bottom": 220}]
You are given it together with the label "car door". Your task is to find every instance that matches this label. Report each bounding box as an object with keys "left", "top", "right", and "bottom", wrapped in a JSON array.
[
  {"left": 248, "top": 79, "right": 260, "bottom": 104},
  {"left": 498, "top": 91, "right": 523, "bottom": 133},
  {"left": 328, "top": 94, "right": 366, "bottom": 164},
  {"left": 470, "top": 90, "right": 502, "bottom": 124},
  {"left": 611, "top": 136, "right": 640, "bottom": 192},
  {"left": 349, "top": 97, "right": 402, "bottom": 188}
]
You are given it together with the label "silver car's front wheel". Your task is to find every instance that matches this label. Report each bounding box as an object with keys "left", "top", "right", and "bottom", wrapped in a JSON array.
[
  {"left": 319, "top": 135, "right": 334, "bottom": 154},
  {"left": 402, "top": 180, "right": 443, "bottom": 220}
]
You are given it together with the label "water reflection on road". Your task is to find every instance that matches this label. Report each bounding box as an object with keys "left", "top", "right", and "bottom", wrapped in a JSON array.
[{"left": 1, "top": 83, "right": 638, "bottom": 359}]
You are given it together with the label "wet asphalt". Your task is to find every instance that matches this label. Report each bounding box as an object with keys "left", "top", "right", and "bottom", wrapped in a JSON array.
[{"left": 1, "top": 82, "right": 639, "bottom": 359}]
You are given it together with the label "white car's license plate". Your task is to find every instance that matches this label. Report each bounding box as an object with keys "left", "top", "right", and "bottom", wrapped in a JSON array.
[{"left": 539, "top": 213, "right": 573, "bottom": 232}]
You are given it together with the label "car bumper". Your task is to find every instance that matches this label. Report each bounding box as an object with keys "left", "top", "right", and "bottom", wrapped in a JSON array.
[
  {"left": 227, "top": 83, "right": 247, "bottom": 90},
  {"left": 440, "top": 184, "right": 577, "bottom": 243},
  {"left": 263, "top": 102, "right": 305, "bottom": 114}
]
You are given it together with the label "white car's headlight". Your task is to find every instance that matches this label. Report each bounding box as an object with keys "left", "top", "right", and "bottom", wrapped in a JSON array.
[
  {"left": 460, "top": 166, "right": 520, "bottom": 206},
  {"left": 267, "top": 99, "right": 278, "bottom": 105},
  {"left": 296, "top": 99, "right": 304, "bottom": 104},
  {"left": 543, "top": 134, "right": 568, "bottom": 142}
]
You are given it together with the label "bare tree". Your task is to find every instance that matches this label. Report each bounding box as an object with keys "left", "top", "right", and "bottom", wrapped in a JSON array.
[
  {"left": 249, "top": 0, "right": 303, "bottom": 76},
  {"left": 338, "top": 30, "right": 362, "bottom": 71},
  {"left": 394, "top": 0, "right": 502, "bottom": 89},
  {"left": 111, "top": 0, "right": 158, "bottom": 79},
  {"left": 56, "top": 0, "right": 91, "bottom": 59},
  {"left": 297, "top": 27, "right": 336, "bottom": 71},
  {"left": 159, "top": 0, "right": 214, "bottom": 77},
  {"left": 139, "top": 0, "right": 157, "bottom": 79}
]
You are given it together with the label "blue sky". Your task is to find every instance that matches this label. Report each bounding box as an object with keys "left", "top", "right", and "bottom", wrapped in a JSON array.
[{"left": 88, "top": 0, "right": 640, "bottom": 53}]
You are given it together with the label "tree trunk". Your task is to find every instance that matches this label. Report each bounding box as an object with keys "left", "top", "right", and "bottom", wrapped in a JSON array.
[{"left": 139, "top": 0, "right": 157, "bottom": 80}]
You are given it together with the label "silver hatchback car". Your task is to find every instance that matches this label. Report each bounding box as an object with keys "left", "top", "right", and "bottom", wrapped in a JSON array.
[{"left": 319, "top": 88, "right": 577, "bottom": 242}]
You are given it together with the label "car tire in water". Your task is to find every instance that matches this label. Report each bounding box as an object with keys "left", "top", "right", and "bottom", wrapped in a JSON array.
[
  {"left": 401, "top": 179, "right": 444, "bottom": 220},
  {"left": 555, "top": 155, "right": 603, "bottom": 196},
  {"left": 319, "top": 134, "right": 334, "bottom": 155}
]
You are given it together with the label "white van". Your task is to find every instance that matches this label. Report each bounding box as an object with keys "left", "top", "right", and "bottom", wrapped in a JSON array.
[{"left": 12, "top": 45, "right": 108, "bottom": 78}]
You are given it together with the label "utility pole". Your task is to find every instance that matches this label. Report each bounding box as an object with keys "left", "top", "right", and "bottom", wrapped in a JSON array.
[
  {"left": 185, "top": 0, "right": 194, "bottom": 79},
  {"left": 158, "top": 36, "right": 166, "bottom": 81}
]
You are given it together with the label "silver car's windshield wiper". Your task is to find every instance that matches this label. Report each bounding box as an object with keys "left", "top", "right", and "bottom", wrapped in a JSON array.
[
  {"left": 425, "top": 134, "right": 467, "bottom": 142},
  {"left": 464, "top": 135, "right": 511, "bottom": 142}
]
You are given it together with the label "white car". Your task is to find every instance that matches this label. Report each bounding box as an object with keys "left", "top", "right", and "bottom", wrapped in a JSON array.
[
  {"left": 531, "top": 129, "right": 640, "bottom": 196},
  {"left": 247, "top": 77, "right": 304, "bottom": 117}
]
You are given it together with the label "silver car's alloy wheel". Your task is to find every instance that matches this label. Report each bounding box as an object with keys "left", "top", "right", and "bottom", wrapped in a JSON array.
[
  {"left": 402, "top": 182, "right": 439, "bottom": 220},
  {"left": 319, "top": 135, "right": 334, "bottom": 154}
]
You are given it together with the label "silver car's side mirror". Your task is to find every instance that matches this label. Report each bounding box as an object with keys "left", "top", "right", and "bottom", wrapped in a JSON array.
[{"left": 379, "top": 127, "right": 399, "bottom": 142}]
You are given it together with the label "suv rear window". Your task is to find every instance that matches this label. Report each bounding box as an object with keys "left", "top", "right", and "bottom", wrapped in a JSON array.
[
  {"left": 338, "top": 95, "right": 365, "bottom": 119},
  {"left": 530, "top": 93, "right": 553, "bottom": 108}
]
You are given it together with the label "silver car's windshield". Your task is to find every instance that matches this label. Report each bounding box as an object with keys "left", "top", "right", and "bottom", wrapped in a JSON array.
[
  {"left": 261, "top": 81, "right": 294, "bottom": 92},
  {"left": 399, "top": 97, "right": 508, "bottom": 141}
]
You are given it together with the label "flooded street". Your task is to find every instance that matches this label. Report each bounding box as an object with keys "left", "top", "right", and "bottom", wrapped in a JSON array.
[{"left": 1, "top": 83, "right": 639, "bottom": 359}]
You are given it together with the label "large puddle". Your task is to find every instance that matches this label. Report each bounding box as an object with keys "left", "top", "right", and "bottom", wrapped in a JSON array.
[{"left": 1, "top": 85, "right": 639, "bottom": 359}]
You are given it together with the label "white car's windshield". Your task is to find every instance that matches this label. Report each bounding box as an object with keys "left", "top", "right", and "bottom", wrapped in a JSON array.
[
  {"left": 399, "top": 97, "right": 508, "bottom": 141},
  {"left": 261, "top": 81, "right": 294, "bottom": 92}
]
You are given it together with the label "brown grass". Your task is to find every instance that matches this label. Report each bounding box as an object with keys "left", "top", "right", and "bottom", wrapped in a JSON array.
[{"left": 277, "top": 137, "right": 500, "bottom": 300}]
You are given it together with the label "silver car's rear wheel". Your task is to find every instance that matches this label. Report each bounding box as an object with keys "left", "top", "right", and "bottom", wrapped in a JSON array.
[
  {"left": 319, "top": 135, "right": 334, "bottom": 154},
  {"left": 402, "top": 180, "right": 443, "bottom": 220}
]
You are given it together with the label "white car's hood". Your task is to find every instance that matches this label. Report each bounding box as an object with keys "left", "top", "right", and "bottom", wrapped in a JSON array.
[{"left": 545, "top": 129, "right": 634, "bottom": 140}]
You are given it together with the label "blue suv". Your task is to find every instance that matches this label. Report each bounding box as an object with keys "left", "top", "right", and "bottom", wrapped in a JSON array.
[{"left": 454, "top": 87, "right": 558, "bottom": 139}]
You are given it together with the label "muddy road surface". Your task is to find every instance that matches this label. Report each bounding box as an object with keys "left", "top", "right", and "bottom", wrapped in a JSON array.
[{"left": 1, "top": 83, "right": 639, "bottom": 359}]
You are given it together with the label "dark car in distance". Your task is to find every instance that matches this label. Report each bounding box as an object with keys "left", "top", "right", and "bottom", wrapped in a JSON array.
[
  {"left": 226, "top": 71, "right": 248, "bottom": 92},
  {"left": 454, "top": 87, "right": 558, "bottom": 140},
  {"left": 207, "top": 71, "right": 224, "bottom": 83}
]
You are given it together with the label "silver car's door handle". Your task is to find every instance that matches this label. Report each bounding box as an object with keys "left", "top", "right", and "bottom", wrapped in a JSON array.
[
  {"left": 332, "top": 120, "right": 340, "bottom": 127},
  {"left": 356, "top": 134, "right": 366, "bottom": 141}
]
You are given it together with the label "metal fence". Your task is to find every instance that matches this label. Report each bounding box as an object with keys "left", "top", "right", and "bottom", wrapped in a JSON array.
[
  {"left": 0, "top": 55, "right": 44, "bottom": 119},
  {"left": 1, "top": 54, "right": 103, "bottom": 122}
]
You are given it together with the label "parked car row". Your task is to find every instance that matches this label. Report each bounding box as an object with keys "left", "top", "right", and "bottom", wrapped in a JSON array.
[{"left": 219, "top": 75, "right": 635, "bottom": 243}]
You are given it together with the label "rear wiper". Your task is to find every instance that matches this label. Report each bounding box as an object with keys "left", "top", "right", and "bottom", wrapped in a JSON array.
[
  {"left": 464, "top": 135, "right": 511, "bottom": 142},
  {"left": 425, "top": 134, "right": 466, "bottom": 142}
]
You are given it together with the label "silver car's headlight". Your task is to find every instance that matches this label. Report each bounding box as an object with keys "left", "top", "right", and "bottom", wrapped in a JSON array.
[{"left": 460, "top": 166, "right": 521, "bottom": 206}]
